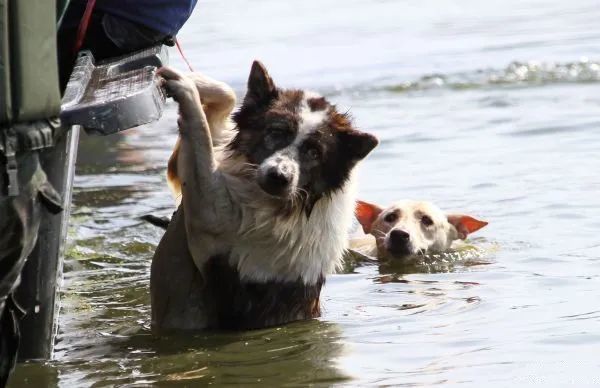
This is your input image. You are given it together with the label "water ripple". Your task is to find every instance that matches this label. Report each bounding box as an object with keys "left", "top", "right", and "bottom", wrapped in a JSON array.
[{"left": 384, "top": 59, "right": 600, "bottom": 93}]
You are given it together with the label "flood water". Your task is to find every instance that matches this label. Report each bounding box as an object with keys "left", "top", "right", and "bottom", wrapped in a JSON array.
[{"left": 9, "top": 0, "right": 600, "bottom": 386}]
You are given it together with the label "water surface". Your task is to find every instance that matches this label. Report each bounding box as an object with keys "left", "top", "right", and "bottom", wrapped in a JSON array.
[{"left": 10, "top": 0, "right": 600, "bottom": 386}]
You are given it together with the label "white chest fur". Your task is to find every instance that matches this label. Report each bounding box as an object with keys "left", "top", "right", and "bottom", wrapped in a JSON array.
[{"left": 228, "top": 178, "right": 357, "bottom": 285}]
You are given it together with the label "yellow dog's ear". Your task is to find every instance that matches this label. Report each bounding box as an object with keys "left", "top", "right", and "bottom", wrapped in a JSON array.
[
  {"left": 447, "top": 215, "right": 488, "bottom": 240},
  {"left": 355, "top": 200, "right": 383, "bottom": 234}
]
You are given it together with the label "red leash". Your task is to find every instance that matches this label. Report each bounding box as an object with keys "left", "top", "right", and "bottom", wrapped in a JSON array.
[
  {"left": 72, "top": 0, "right": 194, "bottom": 72},
  {"left": 175, "top": 38, "right": 195, "bottom": 72},
  {"left": 73, "top": 0, "right": 96, "bottom": 55}
]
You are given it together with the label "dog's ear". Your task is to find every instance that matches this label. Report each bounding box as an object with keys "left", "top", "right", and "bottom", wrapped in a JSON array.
[
  {"left": 245, "top": 60, "right": 277, "bottom": 105},
  {"left": 356, "top": 200, "right": 383, "bottom": 234},
  {"left": 447, "top": 215, "right": 488, "bottom": 240},
  {"left": 338, "top": 130, "right": 379, "bottom": 161}
]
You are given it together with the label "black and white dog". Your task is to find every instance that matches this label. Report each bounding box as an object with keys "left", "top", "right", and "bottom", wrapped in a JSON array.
[{"left": 151, "top": 61, "right": 378, "bottom": 333}]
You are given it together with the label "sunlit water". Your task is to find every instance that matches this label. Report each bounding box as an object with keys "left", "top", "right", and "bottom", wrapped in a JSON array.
[{"left": 10, "top": 0, "right": 600, "bottom": 386}]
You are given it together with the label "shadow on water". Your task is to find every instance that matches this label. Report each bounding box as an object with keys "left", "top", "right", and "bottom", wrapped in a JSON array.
[
  {"left": 7, "top": 363, "right": 59, "bottom": 387},
  {"left": 11, "top": 322, "right": 349, "bottom": 386},
  {"left": 56, "top": 321, "right": 348, "bottom": 386}
]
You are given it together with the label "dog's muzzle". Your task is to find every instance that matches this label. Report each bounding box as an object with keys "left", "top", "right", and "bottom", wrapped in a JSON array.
[
  {"left": 386, "top": 229, "right": 413, "bottom": 258},
  {"left": 257, "top": 155, "right": 298, "bottom": 197}
]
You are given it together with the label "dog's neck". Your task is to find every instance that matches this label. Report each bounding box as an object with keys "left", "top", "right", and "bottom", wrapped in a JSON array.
[{"left": 218, "top": 153, "right": 356, "bottom": 285}]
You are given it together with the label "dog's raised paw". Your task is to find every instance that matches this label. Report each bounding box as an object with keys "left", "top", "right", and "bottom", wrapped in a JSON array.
[
  {"left": 158, "top": 67, "right": 198, "bottom": 104},
  {"left": 157, "top": 66, "right": 184, "bottom": 81}
]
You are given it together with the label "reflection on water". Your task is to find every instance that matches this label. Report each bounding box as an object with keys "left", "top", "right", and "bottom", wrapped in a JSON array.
[
  {"left": 9, "top": 0, "right": 600, "bottom": 386},
  {"left": 56, "top": 321, "right": 348, "bottom": 386}
]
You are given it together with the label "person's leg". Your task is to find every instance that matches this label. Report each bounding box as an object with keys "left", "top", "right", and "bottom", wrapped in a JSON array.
[
  {"left": 15, "top": 127, "right": 79, "bottom": 361},
  {"left": 0, "top": 296, "right": 23, "bottom": 387},
  {"left": 0, "top": 148, "right": 53, "bottom": 382}
]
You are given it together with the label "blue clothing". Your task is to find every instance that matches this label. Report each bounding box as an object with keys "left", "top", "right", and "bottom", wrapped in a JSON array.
[{"left": 95, "top": 0, "right": 198, "bottom": 36}]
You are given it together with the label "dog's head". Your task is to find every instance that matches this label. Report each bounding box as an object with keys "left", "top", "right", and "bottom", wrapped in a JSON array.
[
  {"left": 356, "top": 200, "right": 488, "bottom": 260},
  {"left": 230, "top": 61, "right": 378, "bottom": 214}
]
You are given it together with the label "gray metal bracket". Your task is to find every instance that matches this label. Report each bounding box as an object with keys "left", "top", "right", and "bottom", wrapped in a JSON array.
[{"left": 60, "top": 45, "right": 169, "bottom": 135}]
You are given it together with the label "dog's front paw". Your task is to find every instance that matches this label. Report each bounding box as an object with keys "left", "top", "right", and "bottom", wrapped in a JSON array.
[{"left": 158, "top": 67, "right": 199, "bottom": 105}]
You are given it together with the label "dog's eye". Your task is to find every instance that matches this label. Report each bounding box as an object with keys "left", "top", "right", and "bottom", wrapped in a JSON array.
[
  {"left": 265, "top": 128, "right": 290, "bottom": 148},
  {"left": 421, "top": 215, "right": 434, "bottom": 226},
  {"left": 306, "top": 147, "right": 320, "bottom": 160},
  {"left": 269, "top": 130, "right": 285, "bottom": 140},
  {"left": 268, "top": 122, "right": 291, "bottom": 133},
  {"left": 384, "top": 213, "right": 397, "bottom": 223}
]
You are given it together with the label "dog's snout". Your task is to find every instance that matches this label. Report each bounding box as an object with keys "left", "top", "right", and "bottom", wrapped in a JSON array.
[
  {"left": 386, "top": 229, "right": 412, "bottom": 258},
  {"left": 267, "top": 168, "right": 290, "bottom": 187},
  {"left": 389, "top": 229, "right": 410, "bottom": 244},
  {"left": 258, "top": 165, "right": 293, "bottom": 197},
  {"left": 257, "top": 152, "right": 299, "bottom": 198}
]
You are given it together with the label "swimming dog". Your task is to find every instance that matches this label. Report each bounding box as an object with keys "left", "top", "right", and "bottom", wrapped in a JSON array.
[
  {"left": 354, "top": 200, "right": 487, "bottom": 260},
  {"left": 151, "top": 62, "right": 378, "bottom": 333}
]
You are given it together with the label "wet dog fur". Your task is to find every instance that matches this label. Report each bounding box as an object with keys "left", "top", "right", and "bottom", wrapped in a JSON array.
[
  {"left": 151, "top": 62, "right": 378, "bottom": 333},
  {"left": 354, "top": 200, "right": 487, "bottom": 260}
]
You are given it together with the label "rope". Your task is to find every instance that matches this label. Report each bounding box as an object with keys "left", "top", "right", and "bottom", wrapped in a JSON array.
[
  {"left": 175, "top": 37, "right": 195, "bottom": 72},
  {"left": 72, "top": 0, "right": 96, "bottom": 55}
]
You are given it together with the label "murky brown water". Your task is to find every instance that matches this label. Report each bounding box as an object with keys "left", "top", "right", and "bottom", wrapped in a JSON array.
[{"left": 9, "top": 0, "right": 600, "bottom": 386}]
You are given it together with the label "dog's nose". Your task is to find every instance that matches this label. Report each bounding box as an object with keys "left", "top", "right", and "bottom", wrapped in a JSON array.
[
  {"left": 386, "top": 229, "right": 412, "bottom": 258},
  {"left": 266, "top": 169, "right": 290, "bottom": 187},
  {"left": 389, "top": 229, "right": 410, "bottom": 244},
  {"left": 258, "top": 167, "right": 292, "bottom": 196}
]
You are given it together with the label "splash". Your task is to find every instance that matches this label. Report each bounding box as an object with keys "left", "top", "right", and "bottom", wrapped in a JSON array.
[{"left": 386, "top": 58, "right": 600, "bottom": 93}]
